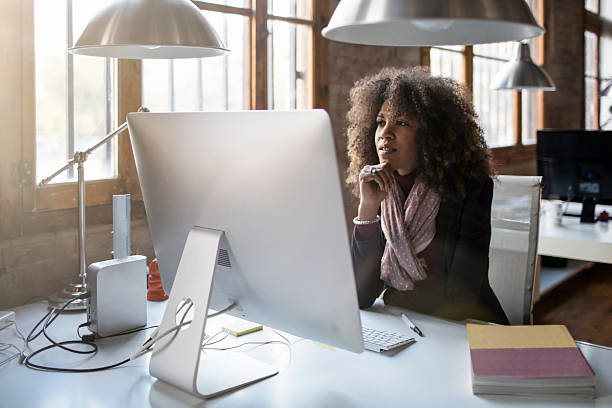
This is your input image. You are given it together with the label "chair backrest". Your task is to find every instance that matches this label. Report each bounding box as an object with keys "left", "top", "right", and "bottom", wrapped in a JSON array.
[{"left": 489, "top": 175, "right": 542, "bottom": 325}]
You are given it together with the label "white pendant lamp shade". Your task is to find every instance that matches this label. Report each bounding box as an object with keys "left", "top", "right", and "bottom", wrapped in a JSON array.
[
  {"left": 490, "top": 42, "right": 555, "bottom": 91},
  {"left": 69, "top": 0, "right": 229, "bottom": 59},
  {"left": 322, "top": 0, "right": 544, "bottom": 46}
]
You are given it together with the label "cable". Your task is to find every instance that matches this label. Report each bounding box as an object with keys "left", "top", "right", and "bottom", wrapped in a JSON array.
[
  {"left": 24, "top": 343, "right": 129, "bottom": 373},
  {"left": 201, "top": 330, "right": 227, "bottom": 348},
  {"left": 208, "top": 303, "right": 236, "bottom": 318},
  {"left": 24, "top": 298, "right": 238, "bottom": 372},
  {"left": 23, "top": 295, "right": 105, "bottom": 372},
  {"left": 77, "top": 322, "right": 92, "bottom": 340},
  {"left": 129, "top": 316, "right": 194, "bottom": 360},
  {"left": 93, "top": 325, "right": 159, "bottom": 340},
  {"left": 202, "top": 339, "right": 288, "bottom": 351},
  {"left": 200, "top": 327, "right": 291, "bottom": 355},
  {"left": 26, "top": 308, "right": 55, "bottom": 343},
  {"left": 26, "top": 294, "right": 88, "bottom": 343},
  {"left": 42, "top": 309, "right": 95, "bottom": 355},
  {"left": 130, "top": 302, "right": 237, "bottom": 360}
]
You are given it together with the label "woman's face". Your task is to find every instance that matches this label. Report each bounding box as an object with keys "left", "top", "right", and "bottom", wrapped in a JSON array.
[{"left": 374, "top": 100, "right": 418, "bottom": 176}]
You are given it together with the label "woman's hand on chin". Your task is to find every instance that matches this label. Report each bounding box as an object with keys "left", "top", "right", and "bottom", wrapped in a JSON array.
[{"left": 357, "top": 163, "right": 393, "bottom": 220}]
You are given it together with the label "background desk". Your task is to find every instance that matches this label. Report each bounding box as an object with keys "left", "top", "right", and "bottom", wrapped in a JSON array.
[
  {"left": 1, "top": 300, "right": 611, "bottom": 407},
  {"left": 536, "top": 201, "right": 612, "bottom": 297}
]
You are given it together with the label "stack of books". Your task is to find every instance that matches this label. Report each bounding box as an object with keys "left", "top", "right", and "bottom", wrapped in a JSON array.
[{"left": 466, "top": 324, "right": 596, "bottom": 399}]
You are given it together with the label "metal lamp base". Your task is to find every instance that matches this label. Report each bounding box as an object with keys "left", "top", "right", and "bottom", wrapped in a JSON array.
[{"left": 48, "top": 282, "right": 89, "bottom": 310}]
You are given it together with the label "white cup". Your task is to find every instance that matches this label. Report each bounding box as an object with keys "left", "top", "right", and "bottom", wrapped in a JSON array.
[{"left": 549, "top": 200, "right": 563, "bottom": 225}]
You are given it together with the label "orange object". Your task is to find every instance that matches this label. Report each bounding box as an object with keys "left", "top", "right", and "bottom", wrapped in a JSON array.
[{"left": 147, "top": 259, "right": 169, "bottom": 301}]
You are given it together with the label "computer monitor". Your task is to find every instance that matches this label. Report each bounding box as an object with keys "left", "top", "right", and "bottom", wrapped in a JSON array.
[
  {"left": 127, "top": 110, "right": 363, "bottom": 397},
  {"left": 537, "top": 129, "right": 612, "bottom": 221}
]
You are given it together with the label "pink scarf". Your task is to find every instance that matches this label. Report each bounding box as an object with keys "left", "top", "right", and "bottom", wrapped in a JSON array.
[{"left": 380, "top": 175, "right": 441, "bottom": 290}]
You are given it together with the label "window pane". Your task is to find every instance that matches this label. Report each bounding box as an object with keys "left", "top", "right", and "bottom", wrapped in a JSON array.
[
  {"left": 142, "top": 61, "right": 171, "bottom": 112},
  {"left": 268, "top": 0, "right": 312, "bottom": 19},
  {"left": 473, "top": 57, "right": 514, "bottom": 147},
  {"left": 430, "top": 48, "right": 464, "bottom": 83},
  {"left": 173, "top": 59, "right": 201, "bottom": 111},
  {"left": 473, "top": 42, "right": 513, "bottom": 60},
  {"left": 268, "top": 20, "right": 313, "bottom": 109},
  {"left": 601, "top": 93, "right": 611, "bottom": 130},
  {"left": 35, "top": 0, "right": 68, "bottom": 182},
  {"left": 585, "top": 77, "right": 598, "bottom": 129},
  {"left": 73, "top": 56, "right": 116, "bottom": 180},
  {"left": 585, "top": 31, "right": 598, "bottom": 77},
  {"left": 602, "top": 1, "right": 612, "bottom": 19},
  {"left": 35, "top": 0, "right": 116, "bottom": 183},
  {"left": 142, "top": 11, "right": 250, "bottom": 112},
  {"left": 585, "top": 0, "right": 598, "bottom": 13},
  {"left": 522, "top": 91, "right": 541, "bottom": 144},
  {"left": 601, "top": 35, "right": 612, "bottom": 81}
]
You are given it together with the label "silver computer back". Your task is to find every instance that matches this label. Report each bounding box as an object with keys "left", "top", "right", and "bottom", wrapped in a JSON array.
[{"left": 127, "top": 110, "right": 363, "bottom": 352}]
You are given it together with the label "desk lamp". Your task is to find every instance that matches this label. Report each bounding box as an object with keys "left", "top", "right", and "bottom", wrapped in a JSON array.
[
  {"left": 43, "top": 0, "right": 228, "bottom": 310},
  {"left": 322, "top": 0, "right": 544, "bottom": 46}
]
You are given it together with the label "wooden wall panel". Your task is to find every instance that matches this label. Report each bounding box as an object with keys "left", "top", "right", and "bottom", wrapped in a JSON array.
[{"left": 0, "top": 0, "right": 25, "bottom": 241}]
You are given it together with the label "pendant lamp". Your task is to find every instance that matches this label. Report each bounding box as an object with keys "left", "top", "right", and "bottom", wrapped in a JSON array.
[
  {"left": 490, "top": 42, "right": 555, "bottom": 91},
  {"left": 322, "top": 0, "right": 544, "bottom": 46},
  {"left": 69, "top": 0, "right": 228, "bottom": 59}
]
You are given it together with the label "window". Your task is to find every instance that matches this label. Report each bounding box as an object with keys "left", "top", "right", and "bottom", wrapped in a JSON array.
[
  {"left": 585, "top": 0, "right": 598, "bottom": 13},
  {"left": 268, "top": 0, "right": 314, "bottom": 109},
  {"left": 35, "top": 0, "right": 117, "bottom": 183},
  {"left": 427, "top": 0, "right": 543, "bottom": 148},
  {"left": 142, "top": 0, "right": 315, "bottom": 112},
  {"left": 142, "top": 9, "right": 250, "bottom": 112},
  {"left": 585, "top": 31, "right": 599, "bottom": 129},
  {"left": 584, "top": 1, "right": 612, "bottom": 129},
  {"left": 429, "top": 46, "right": 464, "bottom": 83},
  {"left": 473, "top": 42, "right": 515, "bottom": 147}
]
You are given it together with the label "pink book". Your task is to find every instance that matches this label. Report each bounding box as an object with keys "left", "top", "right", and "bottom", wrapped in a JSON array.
[{"left": 466, "top": 324, "right": 596, "bottom": 398}]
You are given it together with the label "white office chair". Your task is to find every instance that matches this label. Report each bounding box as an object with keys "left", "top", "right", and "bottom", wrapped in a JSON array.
[{"left": 488, "top": 175, "right": 542, "bottom": 325}]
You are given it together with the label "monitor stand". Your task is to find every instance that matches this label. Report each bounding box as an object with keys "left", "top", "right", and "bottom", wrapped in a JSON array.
[
  {"left": 149, "top": 227, "right": 278, "bottom": 398},
  {"left": 580, "top": 197, "right": 597, "bottom": 223}
]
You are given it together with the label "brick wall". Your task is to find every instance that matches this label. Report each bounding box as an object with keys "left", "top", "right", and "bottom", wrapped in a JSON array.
[
  {"left": 0, "top": 218, "right": 154, "bottom": 308},
  {"left": 543, "top": 0, "right": 584, "bottom": 129}
]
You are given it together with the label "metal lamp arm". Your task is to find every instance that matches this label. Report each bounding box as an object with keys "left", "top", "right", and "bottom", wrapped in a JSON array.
[
  {"left": 38, "top": 122, "right": 127, "bottom": 186},
  {"left": 39, "top": 106, "right": 149, "bottom": 186}
]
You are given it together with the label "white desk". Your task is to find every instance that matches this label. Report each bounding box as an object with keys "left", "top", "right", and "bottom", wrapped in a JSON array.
[
  {"left": 1, "top": 300, "right": 611, "bottom": 407},
  {"left": 536, "top": 200, "right": 612, "bottom": 296},
  {"left": 538, "top": 213, "right": 612, "bottom": 264}
]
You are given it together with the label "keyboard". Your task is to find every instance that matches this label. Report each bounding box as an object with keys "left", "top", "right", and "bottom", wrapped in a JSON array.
[{"left": 362, "top": 326, "right": 416, "bottom": 352}]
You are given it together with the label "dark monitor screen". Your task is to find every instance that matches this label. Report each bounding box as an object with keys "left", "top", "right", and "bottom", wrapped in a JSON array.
[{"left": 537, "top": 129, "right": 612, "bottom": 205}]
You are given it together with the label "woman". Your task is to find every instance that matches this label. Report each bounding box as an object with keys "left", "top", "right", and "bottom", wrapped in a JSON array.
[{"left": 348, "top": 67, "right": 508, "bottom": 324}]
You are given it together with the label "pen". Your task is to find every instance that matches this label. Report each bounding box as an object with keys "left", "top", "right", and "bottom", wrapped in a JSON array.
[{"left": 401, "top": 314, "right": 424, "bottom": 337}]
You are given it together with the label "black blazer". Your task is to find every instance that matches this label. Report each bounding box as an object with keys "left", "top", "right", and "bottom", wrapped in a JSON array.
[{"left": 351, "top": 176, "right": 509, "bottom": 324}]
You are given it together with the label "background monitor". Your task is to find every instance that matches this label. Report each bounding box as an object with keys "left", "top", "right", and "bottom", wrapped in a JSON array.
[
  {"left": 127, "top": 110, "right": 363, "bottom": 354},
  {"left": 537, "top": 130, "right": 612, "bottom": 212}
]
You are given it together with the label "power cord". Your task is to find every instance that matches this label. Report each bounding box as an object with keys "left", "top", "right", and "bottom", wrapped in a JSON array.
[
  {"left": 23, "top": 294, "right": 103, "bottom": 372},
  {"left": 130, "top": 302, "right": 238, "bottom": 360},
  {"left": 23, "top": 298, "right": 237, "bottom": 373}
]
